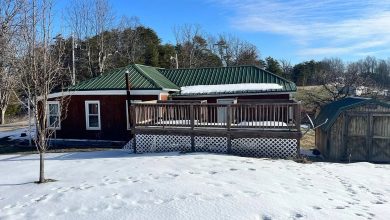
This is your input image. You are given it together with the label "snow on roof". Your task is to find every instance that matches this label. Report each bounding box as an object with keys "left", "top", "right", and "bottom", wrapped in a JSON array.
[{"left": 180, "top": 83, "right": 284, "bottom": 95}]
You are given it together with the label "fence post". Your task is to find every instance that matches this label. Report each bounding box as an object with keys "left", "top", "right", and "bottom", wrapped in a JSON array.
[
  {"left": 227, "top": 105, "right": 232, "bottom": 154},
  {"left": 190, "top": 104, "right": 195, "bottom": 152}
]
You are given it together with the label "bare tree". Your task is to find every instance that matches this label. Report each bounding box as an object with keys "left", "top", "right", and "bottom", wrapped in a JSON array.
[
  {"left": 67, "top": 0, "right": 114, "bottom": 76},
  {"left": 0, "top": 0, "right": 24, "bottom": 124},
  {"left": 117, "top": 16, "right": 141, "bottom": 63},
  {"left": 0, "top": 71, "right": 16, "bottom": 124},
  {"left": 279, "top": 59, "right": 292, "bottom": 79},
  {"left": 304, "top": 58, "right": 375, "bottom": 112},
  {"left": 235, "top": 43, "right": 261, "bottom": 66},
  {"left": 212, "top": 33, "right": 261, "bottom": 67},
  {"left": 19, "top": 0, "right": 70, "bottom": 183},
  {"left": 173, "top": 24, "right": 203, "bottom": 68},
  {"left": 92, "top": 0, "right": 114, "bottom": 75}
]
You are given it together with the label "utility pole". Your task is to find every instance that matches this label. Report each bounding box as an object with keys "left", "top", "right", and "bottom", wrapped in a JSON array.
[
  {"left": 170, "top": 53, "right": 179, "bottom": 69},
  {"left": 214, "top": 42, "right": 228, "bottom": 67},
  {"left": 72, "top": 33, "right": 76, "bottom": 85},
  {"left": 28, "top": 97, "right": 32, "bottom": 147}
]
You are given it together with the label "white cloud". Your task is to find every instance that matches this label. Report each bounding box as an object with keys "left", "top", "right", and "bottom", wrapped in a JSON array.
[{"left": 212, "top": 0, "right": 390, "bottom": 58}]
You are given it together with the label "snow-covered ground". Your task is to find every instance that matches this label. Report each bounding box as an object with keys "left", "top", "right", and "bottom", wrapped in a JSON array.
[
  {"left": 0, "top": 150, "right": 389, "bottom": 220},
  {"left": 0, "top": 127, "right": 34, "bottom": 140}
]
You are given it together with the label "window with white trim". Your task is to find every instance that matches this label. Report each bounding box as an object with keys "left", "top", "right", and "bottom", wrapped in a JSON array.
[
  {"left": 126, "top": 100, "right": 142, "bottom": 130},
  {"left": 47, "top": 101, "right": 61, "bottom": 129},
  {"left": 85, "top": 101, "right": 101, "bottom": 130}
]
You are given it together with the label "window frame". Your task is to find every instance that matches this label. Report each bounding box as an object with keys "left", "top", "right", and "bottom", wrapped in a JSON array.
[
  {"left": 126, "top": 100, "right": 142, "bottom": 130},
  {"left": 47, "top": 101, "right": 61, "bottom": 130},
  {"left": 85, "top": 100, "right": 101, "bottom": 130}
]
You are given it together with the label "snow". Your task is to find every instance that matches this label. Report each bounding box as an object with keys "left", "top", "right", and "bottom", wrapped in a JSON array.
[
  {"left": 1, "top": 150, "right": 390, "bottom": 220},
  {"left": 180, "top": 83, "right": 284, "bottom": 95},
  {"left": 156, "top": 120, "right": 195, "bottom": 125},
  {"left": 237, "top": 121, "right": 288, "bottom": 127},
  {"left": 0, "top": 127, "right": 34, "bottom": 140},
  {"left": 155, "top": 120, "right": 288, "bottom": 127}
]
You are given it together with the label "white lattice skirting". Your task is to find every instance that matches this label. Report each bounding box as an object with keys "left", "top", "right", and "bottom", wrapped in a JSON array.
[
  {"left": 135, "top": 135, "right": 191, "bottom": 153},
  {"left": 232, "top": 138, "right": 297, "bottom": 158},
  {"left": 195, "top": 136, "right": 227, "bottom": 153},
  {"left": 131, "top": 134, "right": 297, "bottom": 158}
]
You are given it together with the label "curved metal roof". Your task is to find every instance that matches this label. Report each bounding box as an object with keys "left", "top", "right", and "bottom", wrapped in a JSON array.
[{"left": 315, "top": 97, "right": 390, "bottom": 131}]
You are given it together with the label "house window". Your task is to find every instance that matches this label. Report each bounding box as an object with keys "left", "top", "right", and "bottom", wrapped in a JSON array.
[
  {"left": 126, "top": 100, "right": 142, "bottom": 130},
  {"left": 47, "top": 101, "right": 60, "bottom": 129},
  {"left": 85, "top": 101, "right": 101, "bottom": 130}
]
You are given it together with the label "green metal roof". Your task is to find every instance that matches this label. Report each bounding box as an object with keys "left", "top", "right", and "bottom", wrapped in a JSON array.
[
  {"left": 69, "top": 64, "right": 296, "bottom": 95},
  {"left": 158, "top": 65, "right": 296, "bottom": 95},
  {"left": 69, "top": 64, "right": 179, "bottom": 91},
  {"left": 315, "top": 97, "right": 390, "bottom": 131}
]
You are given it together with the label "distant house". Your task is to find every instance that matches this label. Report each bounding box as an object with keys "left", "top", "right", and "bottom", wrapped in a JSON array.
[
  {"left": 339, "top": 86, "right": 369, "bottom": 96},
  {"left": 46, "top": 64, "right": 297, "bottom": 142}
]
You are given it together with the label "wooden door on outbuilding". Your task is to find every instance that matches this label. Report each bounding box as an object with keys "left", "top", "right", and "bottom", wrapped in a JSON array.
[{"left": 315, "top": 97, "right": 390, "bottom": 162}]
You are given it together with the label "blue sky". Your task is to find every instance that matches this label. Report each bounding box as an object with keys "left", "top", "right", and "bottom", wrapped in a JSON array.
[{"left": 57, "top": 0, "right": 390, "bottom": 64}]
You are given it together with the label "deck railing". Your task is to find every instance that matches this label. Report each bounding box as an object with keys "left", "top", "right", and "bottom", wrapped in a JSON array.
[{"left": 130, "top": 102, "right": 301, "bottom": 131}]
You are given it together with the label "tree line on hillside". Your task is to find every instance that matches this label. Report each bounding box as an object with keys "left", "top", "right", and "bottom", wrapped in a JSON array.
[
  {"left": 267, "top": 56, "right": 390, "bottom": 89},
  {"left": 60, "top": 17, "right": 264, "bottom": 81}
]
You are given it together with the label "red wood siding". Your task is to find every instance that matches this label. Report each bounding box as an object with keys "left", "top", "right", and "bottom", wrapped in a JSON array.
[{"left": 52, "top": 95, "right": 157, "bottom": 141}]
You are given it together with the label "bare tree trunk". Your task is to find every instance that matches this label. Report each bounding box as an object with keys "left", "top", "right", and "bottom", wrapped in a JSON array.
[
  {"left": 1, "top": 108, "right": 5, "bottom": 125},
  {"left": 18, "top": 0, "right": 70, "bottom": 183},
  {"left": 39, "top": 152, "right": 45, "bottom": 183}
]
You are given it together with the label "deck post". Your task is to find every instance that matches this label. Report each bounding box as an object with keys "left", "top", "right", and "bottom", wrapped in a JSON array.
[
  {"left": 190, "top": 104, "right": 195, "bottom": 152},
  {"left": 125, "top": 71, "right": 137, "bottom": 153},
  {"left": 226, "top": 105, "right": 232, "bottom": 154},
  {"left": 130, "top": 105, "right": 137, "bottom": 153},
  {"left": 295, "top": 102, "right": 301, "bottom": 158}
]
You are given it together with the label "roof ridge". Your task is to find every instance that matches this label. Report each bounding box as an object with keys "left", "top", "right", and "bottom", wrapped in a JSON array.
[
  {"left": 133, "top": 64, "right": 178, "bottom": 90},
  {"left": 256, "top": 66, "right": 295, "bottom": 85},
  {"left": 134, "top": 63, "right": 165, "bottom": 69},
  {"left": 132, "top": 64, "right": 162, "bottom": 89},
  {"left": 159, "top": 65, "right": 257, "bottom": 71}
]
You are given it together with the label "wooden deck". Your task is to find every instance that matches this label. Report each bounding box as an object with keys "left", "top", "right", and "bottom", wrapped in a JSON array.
[{"left": 128, "top": 101, "right": 302, "bottom": 157}]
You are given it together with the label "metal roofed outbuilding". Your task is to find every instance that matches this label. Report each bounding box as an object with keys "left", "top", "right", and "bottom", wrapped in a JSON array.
[{"left": 315, "top": 97, "right": 390, "bottom": 162}]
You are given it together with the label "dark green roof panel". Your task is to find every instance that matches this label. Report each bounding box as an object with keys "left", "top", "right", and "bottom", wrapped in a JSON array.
[
  {"left": 69, "top": 64, "right": 179, "bottom": 91},
  {"left": 314, "top": 97, "right": 390, "bottom": 131},
  {"left": 158, "top": 65, "right": 296, "bottom": 93}
]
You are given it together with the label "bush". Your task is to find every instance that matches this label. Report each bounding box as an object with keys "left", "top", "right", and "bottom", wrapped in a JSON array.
[{"left": 6, "top": 103, "right": 23, "bottom": 117}]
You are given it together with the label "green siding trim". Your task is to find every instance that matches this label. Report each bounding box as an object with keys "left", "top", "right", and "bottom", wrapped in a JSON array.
[
  {"left": 69, "top": 64, "right": 179, "bottom": 91},
  {"left": 314, "top": 97, "right": 390, "bottom": 132},
  {"left": 158, "top": 65, "right": 296, "bottom": 94}
]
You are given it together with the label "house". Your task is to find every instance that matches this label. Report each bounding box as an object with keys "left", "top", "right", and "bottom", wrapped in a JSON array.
[
  {"left": 315, "top": 97, "right": 390, "bottom": 162},
  {"left": 47, "top": 64, "right": 179, "bottom": 141},
  {"left": 47, "top": 64, "right": 301, "bottom": 158}
]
